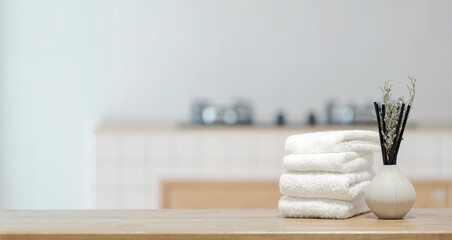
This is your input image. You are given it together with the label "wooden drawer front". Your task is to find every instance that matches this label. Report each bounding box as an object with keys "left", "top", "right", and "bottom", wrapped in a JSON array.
[
  {"left": 412, "top": 181, "right": 451, "bottom": 208},
  {"left": 161, "top": 181, "right": 281, "bottom": 209},
  {"left": 162, "top": 181, "right": 452, "bottom": 209}
]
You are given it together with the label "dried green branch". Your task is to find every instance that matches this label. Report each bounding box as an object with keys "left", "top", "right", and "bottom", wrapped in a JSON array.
[
  {"left": 380, "top": 80, "right": 393, "bottom": 105},
  {"left": 373, "top": 74, "right": 417, "bottom": 163},
  {"left": 407, "top": 74, "right": 416, "bottom": 106}
]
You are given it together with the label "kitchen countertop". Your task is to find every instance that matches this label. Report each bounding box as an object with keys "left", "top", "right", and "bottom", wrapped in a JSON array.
[
  {"left": 94, "top": 121, "right": 452, "bottom": 134},
  {"left": 1, "top": 209, "right": 451, "bottom": 240}
]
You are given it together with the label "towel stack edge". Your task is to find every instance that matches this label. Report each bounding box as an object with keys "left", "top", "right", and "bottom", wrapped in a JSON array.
[
  {"left": 279, "top": 196, "right": 369, "bottom": 219},
  {"left": 279, "top": 130, "right": 380, "bottom": 219}
]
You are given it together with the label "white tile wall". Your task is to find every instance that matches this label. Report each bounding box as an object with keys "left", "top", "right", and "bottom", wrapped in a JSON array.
[
  {"left": 96, "top": 128, "right": 452, "bottom": 209},
  {"left": 439, "top": 135, "right": 452, "bottom": 178}
]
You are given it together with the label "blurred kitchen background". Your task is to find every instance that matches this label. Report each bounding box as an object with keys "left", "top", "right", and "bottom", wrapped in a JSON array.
[{"left": 0, "top": 0, "right": 451, "bottom": 209}]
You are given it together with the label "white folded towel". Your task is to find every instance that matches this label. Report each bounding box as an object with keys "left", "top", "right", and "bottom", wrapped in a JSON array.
[
  {"left": 285, "top": 130, "right": 380, "bottom": 154},
  {"left": 279, "top": 196, "right": 370, "bottom": 219},
  {"left": 283, "top": 152, "right": 374, "bottom": 173},
  {"left": 279, "top": 170, "right": 375, "bottom": 201}
]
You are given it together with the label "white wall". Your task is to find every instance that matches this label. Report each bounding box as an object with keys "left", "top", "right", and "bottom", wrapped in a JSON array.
[
  {"left": 0, "top": 0, "right": 108, "bottom": 208},
  {"left": 103, "top": 0, "right": 452, "bottom": 124},
  {"left": 1, "top": 0, "right": 452, "bottom": 209}
]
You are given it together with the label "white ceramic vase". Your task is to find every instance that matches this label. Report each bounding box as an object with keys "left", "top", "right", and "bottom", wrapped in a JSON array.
[{"left": 365, "top": 165, "right": 416, "bottom": 219}]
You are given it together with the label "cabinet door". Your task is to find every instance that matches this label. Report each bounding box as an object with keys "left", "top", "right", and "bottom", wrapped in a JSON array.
[
  {"left": 412, "top": 181, "right": 451, "bottom": 208},
  {"left": 162, "top": 180, "right": 452, "bottom": 209},
  {"left": 161, "top": 181, "right": 281, "bottom": 209}
]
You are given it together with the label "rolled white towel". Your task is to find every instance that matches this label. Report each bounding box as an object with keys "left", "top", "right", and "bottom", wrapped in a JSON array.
[
  {"left": 283, "top": 152, "right": 374, "bottom": 173},
  {"left": 285, "top": 130, "right": 380, "bottom": 154},
  {"left": 279, "top": 170, "right": 375, "bottom": 201},
  {"left": 279, "top": 196, "right": 370, "bottom": 219}
]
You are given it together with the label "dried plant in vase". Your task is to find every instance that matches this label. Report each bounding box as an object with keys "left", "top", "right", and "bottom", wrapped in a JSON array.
[
  {"left": 373, "top": 74, "right": 416, "bottom": 165},
  {"left": 365, "top": 74, "right": 417, "bottom": 219}
]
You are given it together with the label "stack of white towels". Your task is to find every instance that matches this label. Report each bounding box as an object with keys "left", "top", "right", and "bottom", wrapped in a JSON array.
[{"left": 279, "top": 130, "right": 380, "bottom": 219}]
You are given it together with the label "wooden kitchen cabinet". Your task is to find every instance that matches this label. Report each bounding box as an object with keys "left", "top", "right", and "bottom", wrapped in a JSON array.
[
  {"left": 161, "top": 180, "right": 452, "bottom": 209},
  {"left": 412, "top": 181, "right": 452, "bottom": 208},
  {"left": 161, "top": 181, "right": 281, "bottom": 209},
  {"left": 96, "top": 125, "right": 452, "bottom": 209}
]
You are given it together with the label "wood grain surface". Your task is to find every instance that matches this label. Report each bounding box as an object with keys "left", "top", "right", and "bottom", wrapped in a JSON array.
[{"left": 1, "top": 209, "right": 451, "bottom": 240}]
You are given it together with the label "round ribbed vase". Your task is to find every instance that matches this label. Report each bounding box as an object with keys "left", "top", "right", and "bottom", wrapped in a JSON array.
[{"left": 365, "top": 165, "right": 416, "bottom": 219}]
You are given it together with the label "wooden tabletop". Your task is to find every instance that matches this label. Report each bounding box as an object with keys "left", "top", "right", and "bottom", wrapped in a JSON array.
[{"left": 1, "top": 209, "right": 451, "bottom": 240}]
